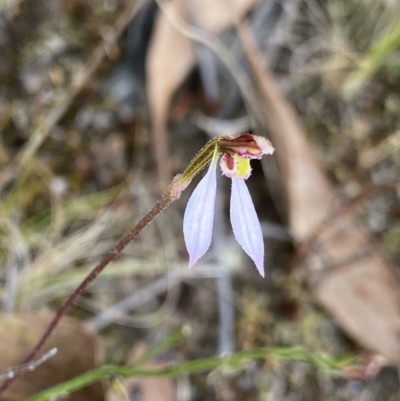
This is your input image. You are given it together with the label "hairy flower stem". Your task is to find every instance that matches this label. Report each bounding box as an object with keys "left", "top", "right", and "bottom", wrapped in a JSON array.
[
  {"left": 178, "top": 137, "right": 218, "bottom": 186},
  {"left": 0, "top": 133, "right": 267, "bottom": 394},
  {"left": 0, "top": 179, "right": 185, "bottom": 394}
]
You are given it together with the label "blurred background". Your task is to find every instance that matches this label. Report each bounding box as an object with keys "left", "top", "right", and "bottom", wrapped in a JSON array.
[{"left": 1, "top": 0, "right": 400, "bottom": 400}]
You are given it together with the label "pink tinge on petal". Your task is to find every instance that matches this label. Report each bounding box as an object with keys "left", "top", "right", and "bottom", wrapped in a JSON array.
[
  {"left": 183, "top": 161, "right": 217, "bottom": 267},
  {"left": 230, "top": 178, "right": 265, "bottom": 277}
]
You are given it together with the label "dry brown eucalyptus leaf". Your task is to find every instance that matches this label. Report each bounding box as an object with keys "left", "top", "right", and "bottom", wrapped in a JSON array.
[
  {"left": 0, "top": 313, "right": 103, "bottom": 401},
  {"left": 106, "top": 342, "right": 175, "bottom": 401},
  {"left": 237, "top": 23, "right": 400, "bottom": 364},
  {"left": 146, "top": 0, "right": 257, "bottom": 187}
]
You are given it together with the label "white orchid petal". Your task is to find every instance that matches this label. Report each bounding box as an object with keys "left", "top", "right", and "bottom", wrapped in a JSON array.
[
  {"left": 183, "top": 162, "right": 217, "bottom": 267},
  {"left": 230, "top": 178, "right": 264, "bottom": 276}
]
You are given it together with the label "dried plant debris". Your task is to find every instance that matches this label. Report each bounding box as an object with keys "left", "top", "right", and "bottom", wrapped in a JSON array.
[{"left": 237, "top": 21, "right": 400, "bottom": 364}]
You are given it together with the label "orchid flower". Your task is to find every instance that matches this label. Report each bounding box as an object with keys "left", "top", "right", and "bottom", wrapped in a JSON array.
[{"left": 183, "top": 134, "right": 274, "bottom": 277}]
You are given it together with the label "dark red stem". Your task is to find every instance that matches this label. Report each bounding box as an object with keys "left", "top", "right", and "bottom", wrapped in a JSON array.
[{"left": 0, "top": 193, "right": 175, "bottom": 393}]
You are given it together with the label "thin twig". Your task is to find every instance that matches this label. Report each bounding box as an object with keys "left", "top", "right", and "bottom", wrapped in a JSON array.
[{"left": 0, "top": 348, "right": 57, "bottom": 382}]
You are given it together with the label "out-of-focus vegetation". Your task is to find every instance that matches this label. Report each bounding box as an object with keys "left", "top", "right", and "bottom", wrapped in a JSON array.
[{"left": 1, "top": 0, "right": 400, "bottom": 399}]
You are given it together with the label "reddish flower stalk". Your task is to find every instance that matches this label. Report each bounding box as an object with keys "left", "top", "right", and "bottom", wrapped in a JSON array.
[
  {"left": 0, "top": 176, "right": 185, "bottom": 393},
  {"left": 0, "top": 133, "right": 273, "bottom": 394}
]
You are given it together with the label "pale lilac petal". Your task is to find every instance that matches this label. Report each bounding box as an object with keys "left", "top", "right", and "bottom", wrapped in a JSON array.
[
  {"left": 183, "top": 163, "right": 217, "bottom": 267},
  {"left": 230, "top": 178, "right": 265, "bottom": 276}
]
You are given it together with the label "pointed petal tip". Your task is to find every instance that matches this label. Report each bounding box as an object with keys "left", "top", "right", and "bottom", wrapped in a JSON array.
[
  {"left": 230, "top": 178, "right": 265, "bottom": 278},
  {"left": 188, "top": 256, "right": 198, "bottom": 268}
]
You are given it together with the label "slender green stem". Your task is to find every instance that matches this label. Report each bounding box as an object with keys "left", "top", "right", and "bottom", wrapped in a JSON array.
[
  {"left": 25, "top": 346, "right": 356, "bottom": 401},
  {"left": 178, "top": 137, "right": 219, "bottom": 186}
]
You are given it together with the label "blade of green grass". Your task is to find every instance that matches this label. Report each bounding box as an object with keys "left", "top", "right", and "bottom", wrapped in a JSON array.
[{"left": 25, "top": 346, "right": 356, "bottom": 401}]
